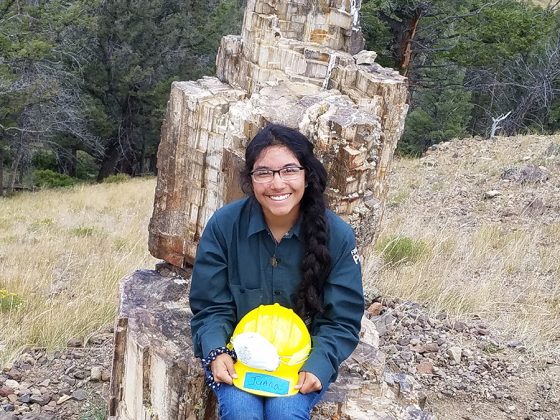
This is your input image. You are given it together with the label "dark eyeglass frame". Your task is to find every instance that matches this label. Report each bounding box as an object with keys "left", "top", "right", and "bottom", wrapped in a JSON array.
[{"left": 250, "top": 166, "right": 305, "bottom": 183}]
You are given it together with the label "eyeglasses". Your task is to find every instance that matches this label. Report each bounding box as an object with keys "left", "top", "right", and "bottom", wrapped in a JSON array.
[{"left": 250, "top": 166, "right": 305, "bottom": 183}]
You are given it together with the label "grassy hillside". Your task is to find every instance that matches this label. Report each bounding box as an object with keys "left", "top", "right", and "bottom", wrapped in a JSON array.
[
  {"left": 371, "top": 134, "right": 560, "bottom": 353},
  {"left": 1, "top": 134, "right": 559, "bottom": 365},
  {"left": 0, "top": 179, "right": 157, "bottom": 365}
]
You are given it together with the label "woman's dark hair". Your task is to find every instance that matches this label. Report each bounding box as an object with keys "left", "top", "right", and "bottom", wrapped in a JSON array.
[{"left": 240, "top": 124, "right": 331, "bottom": 318}]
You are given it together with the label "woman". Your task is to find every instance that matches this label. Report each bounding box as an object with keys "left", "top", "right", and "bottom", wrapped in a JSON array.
[{"left": 189, "top": 124, "right": 364, "bottom": 419}]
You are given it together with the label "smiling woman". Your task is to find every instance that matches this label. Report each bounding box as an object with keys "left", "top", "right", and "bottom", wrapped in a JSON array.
[{"left": 189, "top": 124, "right": 365, "bottom": 420}]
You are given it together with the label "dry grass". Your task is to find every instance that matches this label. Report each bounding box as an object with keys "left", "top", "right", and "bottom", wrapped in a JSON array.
[
  {"left": 371, "top": 221, "right": 560, "bottom": 347},
  {"left": 0, "top": 178, "right": 157, "bottom": 365},
  {"left": 369, "top": 135, "right": 560, "bottom": 354}
]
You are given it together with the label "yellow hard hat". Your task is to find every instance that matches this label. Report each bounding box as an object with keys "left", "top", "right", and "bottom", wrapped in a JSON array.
[{"left": 229, "top": 304, "right": 311, "bottom": 397}]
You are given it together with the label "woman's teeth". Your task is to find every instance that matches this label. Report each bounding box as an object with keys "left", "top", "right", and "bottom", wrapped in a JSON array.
[{"left": 269, "top": 194, "right": 290, "bottom": 201}]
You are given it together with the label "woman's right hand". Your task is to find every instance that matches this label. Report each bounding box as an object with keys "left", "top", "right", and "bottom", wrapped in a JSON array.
[{"left": 210, "top": 353, "right": 238, "bottom": 385}]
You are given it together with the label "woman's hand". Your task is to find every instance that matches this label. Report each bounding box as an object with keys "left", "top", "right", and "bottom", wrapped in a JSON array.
[
  {"left": 210, "top": 353, "right": 237, "bottom": 385},
  {"left": 295, "top": 371, "right": 322, "bottom": 394}
]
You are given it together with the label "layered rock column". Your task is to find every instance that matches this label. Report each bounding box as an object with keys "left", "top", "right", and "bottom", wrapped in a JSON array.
[
  {"left": 148, "top": 0, "right": 408, "bottom": 271},
  {"left": 148, "top": 78, "right": 247, "bottom": 268}
]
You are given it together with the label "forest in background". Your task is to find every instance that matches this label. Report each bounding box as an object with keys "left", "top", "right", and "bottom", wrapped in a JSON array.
[
  {"left": 0, "top": 0, "right": 559, "bottom": 194},
  {"left": 361, "top": 0, "right": 560, "bottom": 154}
]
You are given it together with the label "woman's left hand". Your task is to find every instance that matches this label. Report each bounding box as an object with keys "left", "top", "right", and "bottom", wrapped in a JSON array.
[{"left": 295, "top": 371, "right": 322, "bottom": 394}]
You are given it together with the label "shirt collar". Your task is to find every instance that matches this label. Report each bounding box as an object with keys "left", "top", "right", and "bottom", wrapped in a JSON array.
[
  {"left": 247, "top": 197, "right": 303, "bottom": 240},
  {"left": 285, "top": 217, "right": 302, "bottom": 239},
  {"left": 247, "top": 197, "right": 268, "bottom": 237}
]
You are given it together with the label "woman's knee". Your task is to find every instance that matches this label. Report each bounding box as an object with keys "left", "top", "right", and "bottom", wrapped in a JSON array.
[
  {"left": 214, "top": 384, "right": 264, "bottom": 420},
  {"left": 264, "top": 391, "right": 323, "bottom": 420}
]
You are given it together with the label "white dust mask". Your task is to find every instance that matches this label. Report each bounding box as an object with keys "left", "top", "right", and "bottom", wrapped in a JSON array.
[{"left": 232, "top": 332, "right": 280, "bottom": 372}]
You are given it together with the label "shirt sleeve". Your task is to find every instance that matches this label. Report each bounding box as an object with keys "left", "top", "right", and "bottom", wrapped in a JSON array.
[
  {"left": 189, "top": 213, "right": 236, "bottom": 358},
  {"left": 302, "top": 223, "right": 364, "bottom": 388}
]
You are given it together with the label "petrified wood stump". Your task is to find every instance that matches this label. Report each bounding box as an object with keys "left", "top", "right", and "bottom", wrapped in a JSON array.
[
  {"left": 108, "top": 269, "right": 210, "bottom": 420},
  {"left": 109, "top": 270, "right": 429, "bottom": 420}
]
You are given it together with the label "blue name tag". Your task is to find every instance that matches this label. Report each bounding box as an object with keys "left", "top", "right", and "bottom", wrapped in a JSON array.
[{"left": 243, "top": 372, "right": 290, "bottom": 395}]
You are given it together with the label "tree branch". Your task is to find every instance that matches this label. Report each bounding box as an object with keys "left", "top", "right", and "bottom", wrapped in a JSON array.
[{"left": 0, "top": 123, "right": 50, "bottom": 134}]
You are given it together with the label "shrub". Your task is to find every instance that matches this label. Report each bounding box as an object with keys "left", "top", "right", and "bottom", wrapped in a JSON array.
[
  {"left": 376, "top": 236, "right": 428, "bottom": 265},
  {"left": 0, "top": 289, "right": 23, "bottom": 312},
  {"left": 33, "top": 169, "right": 78, "bottom": 189},
  {"left": 76, "top": 151, "right": 99, "bottom": 180},
  {"left": 103, "top": 173, "right": 130, "bottom": 184},
  {"left": 32, "top": 151, "right": 58, "bottom": 172},
  {"left": 388, "top": 190, "right": 410, "bottom": 208},
  {"left": 80, "top": 406, "right": 107, "bottom": 420},
  {"left": 481, "top": 342, "right": 502, "bottom": 355}
]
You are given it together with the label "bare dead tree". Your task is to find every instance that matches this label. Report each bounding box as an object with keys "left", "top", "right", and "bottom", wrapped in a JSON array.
[
  {"left": 464, "top": 30, "right": 560, "bottom": 137},
  {"left": 0, "top": 0, "right": 106, "bottom": 192},
  {"left": 490, "top": 111, "right": 511, "bottom": 137},
  {"left": 1, "top": 58, "right": 105, "bottom": 192},
  {"left": 500, "top": 34, "right": 560, "bottom": 135}
]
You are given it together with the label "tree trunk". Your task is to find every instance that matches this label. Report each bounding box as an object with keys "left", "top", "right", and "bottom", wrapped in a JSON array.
[
  {"left": 149, "top": 153, "right": 157, "bottom": 175},
  {"left": 69, "top": 147, "right": 78, "bottom": 178},
  {"left": 468, "top": 90, "right": 486, "bottom": 135},
  {"left": 97, "top": 139, "right": 121, "bottom": 182},
  {"left": 138, "top": 140, "right": 146, "bottom": 175},
  {"left": 0, "top": 145, "right": 4, "bottom": 197},
  {"left": 59, "top": 147, "right": 78, "bottom": 177},
  {"left": 7, "top": 135, "right": 23, "bottom": 194},
  {"left": 398, "top": 9, "right": 422, "bottom": 78}
]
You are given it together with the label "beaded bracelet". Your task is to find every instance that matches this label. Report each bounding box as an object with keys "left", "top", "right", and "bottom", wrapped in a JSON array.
[{"left": 201, "top": 346, "right": 238, "bottom": 390}]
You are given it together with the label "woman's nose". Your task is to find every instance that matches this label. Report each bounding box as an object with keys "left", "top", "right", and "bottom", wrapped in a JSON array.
[{"left": 270, "top": 172, "right": 286, "bottom": 187}]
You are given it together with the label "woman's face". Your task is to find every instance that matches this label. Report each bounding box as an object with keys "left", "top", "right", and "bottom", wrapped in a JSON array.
[{"left": 251, "top": 145, "right": 305, "bottom": 226}]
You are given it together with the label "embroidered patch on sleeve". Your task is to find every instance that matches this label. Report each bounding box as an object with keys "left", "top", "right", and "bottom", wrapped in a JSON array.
[{"left": 351, "top": 247, "right": 360, "bottom": 265}]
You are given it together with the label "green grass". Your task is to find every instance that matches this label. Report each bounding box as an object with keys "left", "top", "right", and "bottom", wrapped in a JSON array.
[
  {"left": 0, "top": 289, "right": 23, "bottom": 311},
  {"left": 70, "top": 226, "right": 99, "bottom": 237},
  {"left": 103, "top": 173, "right": 131, "bottom": 184},
  {"left": 375, "top": 235, "right": 429, "bottom": 265}
]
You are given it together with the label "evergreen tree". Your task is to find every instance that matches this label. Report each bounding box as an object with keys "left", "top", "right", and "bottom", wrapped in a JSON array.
[
  {"left": 0, "top": 0, "right": 244, "bottom": 188},
  {"left": 0, "top": 0, "right": 102, "bottom": 193},
  {"left": 90, "top": 0, "right": 243, "bottom": 180},
  {"left": 361, "top": 0, "right": 560, "bottom": 153}
]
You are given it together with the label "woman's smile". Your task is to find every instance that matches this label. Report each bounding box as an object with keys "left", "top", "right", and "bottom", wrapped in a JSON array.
[{"left": 267, "top": 193, "right": 291, "bottom": 201}]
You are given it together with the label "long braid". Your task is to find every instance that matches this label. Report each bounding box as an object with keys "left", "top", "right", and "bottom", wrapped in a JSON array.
[{"left": 295, "top": 172, "right": 331, "bottom": 318}]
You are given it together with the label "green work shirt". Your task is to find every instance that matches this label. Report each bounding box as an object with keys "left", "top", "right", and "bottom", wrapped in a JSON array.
[{"left": 189, "top": 197, "right": 364, "bottom": 388}]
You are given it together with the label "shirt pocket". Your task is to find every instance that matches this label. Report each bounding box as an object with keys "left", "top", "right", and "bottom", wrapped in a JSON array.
[
  {"left": 231, "top": 261, "right": 264, "bottom": 290},
  {"left": 229, "top": 284, "right": 264, "bottom": 320}
]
